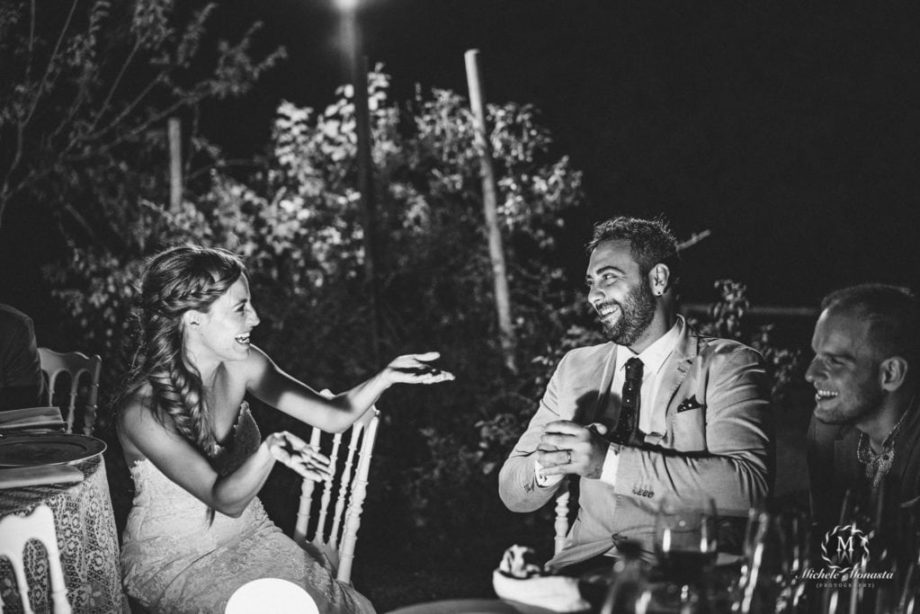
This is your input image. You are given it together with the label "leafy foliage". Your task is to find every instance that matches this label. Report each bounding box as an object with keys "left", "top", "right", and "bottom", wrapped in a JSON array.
[
  {"left": 43, "top": 66, "right": 587, "bottom": 559},
  {"left": 0, "top": 0, "right": 284, "bottom": 235}
]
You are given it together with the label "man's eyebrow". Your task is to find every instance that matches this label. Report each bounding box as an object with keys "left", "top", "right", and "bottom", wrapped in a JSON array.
[{"left": 820, "top": 349, "right": 856, "bottom": 362}]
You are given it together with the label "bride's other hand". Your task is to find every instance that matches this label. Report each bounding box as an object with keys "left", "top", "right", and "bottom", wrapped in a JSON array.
[
  {"left": 268, "top": 431, "right": 332, "bottom": 482},
  {"left": 384, "top": 352, "right": 456, "bottom": 386}
]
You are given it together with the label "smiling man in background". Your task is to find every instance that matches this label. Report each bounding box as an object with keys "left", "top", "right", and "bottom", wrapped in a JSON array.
[
  {"left": 498, "top": 216, "right": 773, "bottom": 571},
  {"left": 806, "top": 284, "right": 920, "bottom": 553}
]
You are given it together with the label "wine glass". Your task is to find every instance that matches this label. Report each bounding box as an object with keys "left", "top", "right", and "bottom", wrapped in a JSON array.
[
  {"left": 654, "top": 495, "right": 719, "bottom": 612},
  {"left": 736, "top": 505, "right": 810, "bottom": 613}
]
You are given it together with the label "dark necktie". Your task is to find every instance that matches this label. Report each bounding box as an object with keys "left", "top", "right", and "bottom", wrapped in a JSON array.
[{"left": 611, "top": 357, "right": 643, "bottom": 445}]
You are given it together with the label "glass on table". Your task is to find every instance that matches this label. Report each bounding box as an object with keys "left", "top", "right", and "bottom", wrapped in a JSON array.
[
  {"left": 651, "top": 494, "right": 719, "bottom": 613},
  {"left": 734, "top": 504, "right": 811, "bottom": 614}
]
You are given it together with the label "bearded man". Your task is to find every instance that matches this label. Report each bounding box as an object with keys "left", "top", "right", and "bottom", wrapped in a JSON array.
[
  {"left": 806, "top": 284, "right": 920, "bottom": 556},
  {"left": 498, "top": 216, "right": 773, "bottom": 571}
]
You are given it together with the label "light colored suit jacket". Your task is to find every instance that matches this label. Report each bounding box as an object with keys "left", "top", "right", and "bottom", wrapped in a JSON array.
[{"left": 498, "top": 323, "right": 774, "bottom": 567}]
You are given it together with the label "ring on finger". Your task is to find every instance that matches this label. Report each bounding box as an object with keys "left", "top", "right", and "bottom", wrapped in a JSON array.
[{"left": 565, "top": 449, "right": 572, "bottom": 464}]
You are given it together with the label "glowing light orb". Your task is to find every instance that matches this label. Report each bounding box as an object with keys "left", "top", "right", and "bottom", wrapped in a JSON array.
[
  {"left": 225, "top": 578, "right": 319, "bottom": 614},
  {"left": 334, "top": 0, "right": 360, "bottom": 11}
]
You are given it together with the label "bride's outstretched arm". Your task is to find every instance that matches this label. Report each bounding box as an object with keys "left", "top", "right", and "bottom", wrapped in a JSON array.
[{"left": 241, "top": 345, "right": 454, "bottom": 433}]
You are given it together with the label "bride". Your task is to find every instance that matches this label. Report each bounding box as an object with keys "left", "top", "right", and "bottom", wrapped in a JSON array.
[{"left": 117, "top": 245, "right": 453, "bottom": 613}]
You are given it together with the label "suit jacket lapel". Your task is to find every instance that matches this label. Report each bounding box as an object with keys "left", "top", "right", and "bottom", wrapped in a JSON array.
[
  {"left": 587, "top": 344, "right": 618, "bottom": 425},
  {"left": 659, "top": 326, "right": 699, "bottom": 416}
]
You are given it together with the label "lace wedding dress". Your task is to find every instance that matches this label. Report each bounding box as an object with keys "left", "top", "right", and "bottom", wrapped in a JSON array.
[{"left": 120, "top": 402, "right": 376, "bottom": 614}]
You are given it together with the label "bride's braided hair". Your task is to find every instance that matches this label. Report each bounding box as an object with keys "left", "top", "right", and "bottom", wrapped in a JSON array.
[{"left": 126, "top": 245, "right": 246, "bottom": 456}]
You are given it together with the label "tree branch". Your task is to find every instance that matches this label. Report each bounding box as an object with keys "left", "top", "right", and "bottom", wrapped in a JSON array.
[
  {"left": 0, "top": 0, "right": 81, "bottom": 228},
  {"left": 66, "top": 94, "right": 200, "bottom": 163},
  {"left": 26, "top": 0, "right": 36, "bottom": 84},
  {"left": 677, "top": 229, "right": 713, "bottom": 252},
  {"left": 77, "top": 70, "right": 167, "bottom": 146},
  {"left": 22, "top": 0, "right": 80, "bottom": 128},
  {"left": 86, "top": 38, "right": 142, "bottom": 135}
]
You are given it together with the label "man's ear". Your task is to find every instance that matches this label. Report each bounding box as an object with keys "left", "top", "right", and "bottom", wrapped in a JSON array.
[
  {"left": 648, "top": 264, "right": 671, "bottom": 297},
  {"left": 879, "top": 356, "right": 909, "bottom": 392}
]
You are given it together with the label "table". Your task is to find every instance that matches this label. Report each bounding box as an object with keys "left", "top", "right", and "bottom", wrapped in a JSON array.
[
  {"left": 0, "top": 453, "right": 129, "bottom": 613},
  {"left": 386, "top": 559, "right": 746, "bottom": 614},
  {"left": 385, "top": 598, "right": 563, "bottom": 614}
]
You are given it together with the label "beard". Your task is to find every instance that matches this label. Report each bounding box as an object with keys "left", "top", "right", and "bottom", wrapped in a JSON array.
[
  {"left": 813, "top": 375, "right": 885, "bottom": 426},
  {"left": 598, "top": 281, "right": 657, "bottom": 346}
]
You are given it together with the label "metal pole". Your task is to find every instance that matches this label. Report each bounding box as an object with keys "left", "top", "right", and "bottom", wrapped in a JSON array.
[
  {"left": 168, "top": 117, "right": 182, "bottom": 211},
  {"left": 465, "top": 49, "right": 517, "bottom": 373},
  {"left": 344, "top": 9, "right": 380, "bottom": 364}
]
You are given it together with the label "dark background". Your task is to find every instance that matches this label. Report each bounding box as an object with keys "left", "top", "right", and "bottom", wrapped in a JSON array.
[{"left": 3, "top": 0, "right": 920, "bottom": 336}]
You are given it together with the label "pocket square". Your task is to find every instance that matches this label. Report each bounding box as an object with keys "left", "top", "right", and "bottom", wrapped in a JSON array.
[{"left": 676, "top": 396, "right": 704, "bottom": 413}]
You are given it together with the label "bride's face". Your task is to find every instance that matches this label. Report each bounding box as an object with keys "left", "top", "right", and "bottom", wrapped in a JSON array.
[{"left": 185, "top": 277, "right": 260, "bottom": 363}]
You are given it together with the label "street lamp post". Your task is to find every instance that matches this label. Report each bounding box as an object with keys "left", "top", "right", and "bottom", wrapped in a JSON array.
[{"left": 336, "top": 0, "right": 380, "bottom": 363}]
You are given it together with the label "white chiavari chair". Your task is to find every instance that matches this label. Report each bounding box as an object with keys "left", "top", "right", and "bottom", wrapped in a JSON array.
[
  {"left": 292, "top": 391, "right": 380, "bottom": 585},
  {"left": 0, "top": 504, "right": 71, "bottom": 614},
  {"left": 38, "top": 348, "right": 101, "bottom": 435}
]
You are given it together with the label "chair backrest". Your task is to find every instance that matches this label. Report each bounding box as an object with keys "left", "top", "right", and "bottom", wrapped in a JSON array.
[
  {"left": 0, "top": 504, "right": 72, "bottom": 614},
  {"left": 554, "top": 485, "right": 571, "bottom": 555},
  {"left": 293, "top": 394, "right": 380, "bottom": 585},
  {"left": 38, "top": 348, "right": 101, "bottom": 436}
]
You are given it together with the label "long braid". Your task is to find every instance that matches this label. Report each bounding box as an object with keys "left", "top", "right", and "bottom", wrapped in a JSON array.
[{"left": 121, "top": 245, "right": 245, "bottom": 456}]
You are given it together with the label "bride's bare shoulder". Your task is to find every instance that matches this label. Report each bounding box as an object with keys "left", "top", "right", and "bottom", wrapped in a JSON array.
[
  {"left": 117, "top": 384, "right": 160, "bottom": 430},
  {"left": 225, "top": 344, "right": 275, "bottom": 382}
]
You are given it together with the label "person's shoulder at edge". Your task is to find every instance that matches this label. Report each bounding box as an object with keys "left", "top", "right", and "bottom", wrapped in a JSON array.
[{"left": 0, "top": 302, "right": 32, "bottom": 327}]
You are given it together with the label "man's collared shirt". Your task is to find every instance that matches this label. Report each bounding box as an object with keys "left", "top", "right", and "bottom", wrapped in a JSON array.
[
  {"left": 599, "top": 316, "right": 684, "bottom": 483},
  {"left": 612, "top": 315, "right": 684, "bottom": 438}
]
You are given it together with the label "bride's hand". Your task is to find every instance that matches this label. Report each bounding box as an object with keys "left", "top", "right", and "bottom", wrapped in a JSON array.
[
  {"left": 383, "top": 352, "right": 455, "bottom": 386},
  {"left": 267, "top": 431, "right": 332, "bottom": 482}
]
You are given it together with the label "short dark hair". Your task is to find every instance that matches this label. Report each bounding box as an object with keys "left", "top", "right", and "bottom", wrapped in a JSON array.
[
  {"left": 586, "top": 216, "right": 681, "bottom": 286},
  {"left": 821, "top": 283, "right": 920, "bottom": 363}
]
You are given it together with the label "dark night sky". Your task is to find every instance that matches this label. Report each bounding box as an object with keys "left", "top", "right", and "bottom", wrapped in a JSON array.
[
  {"left": 204, "top": 0, "right": 920, "bottom": 307},
  {"left": 3, "top": 1, "right": 920, "bottom": 331}
]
